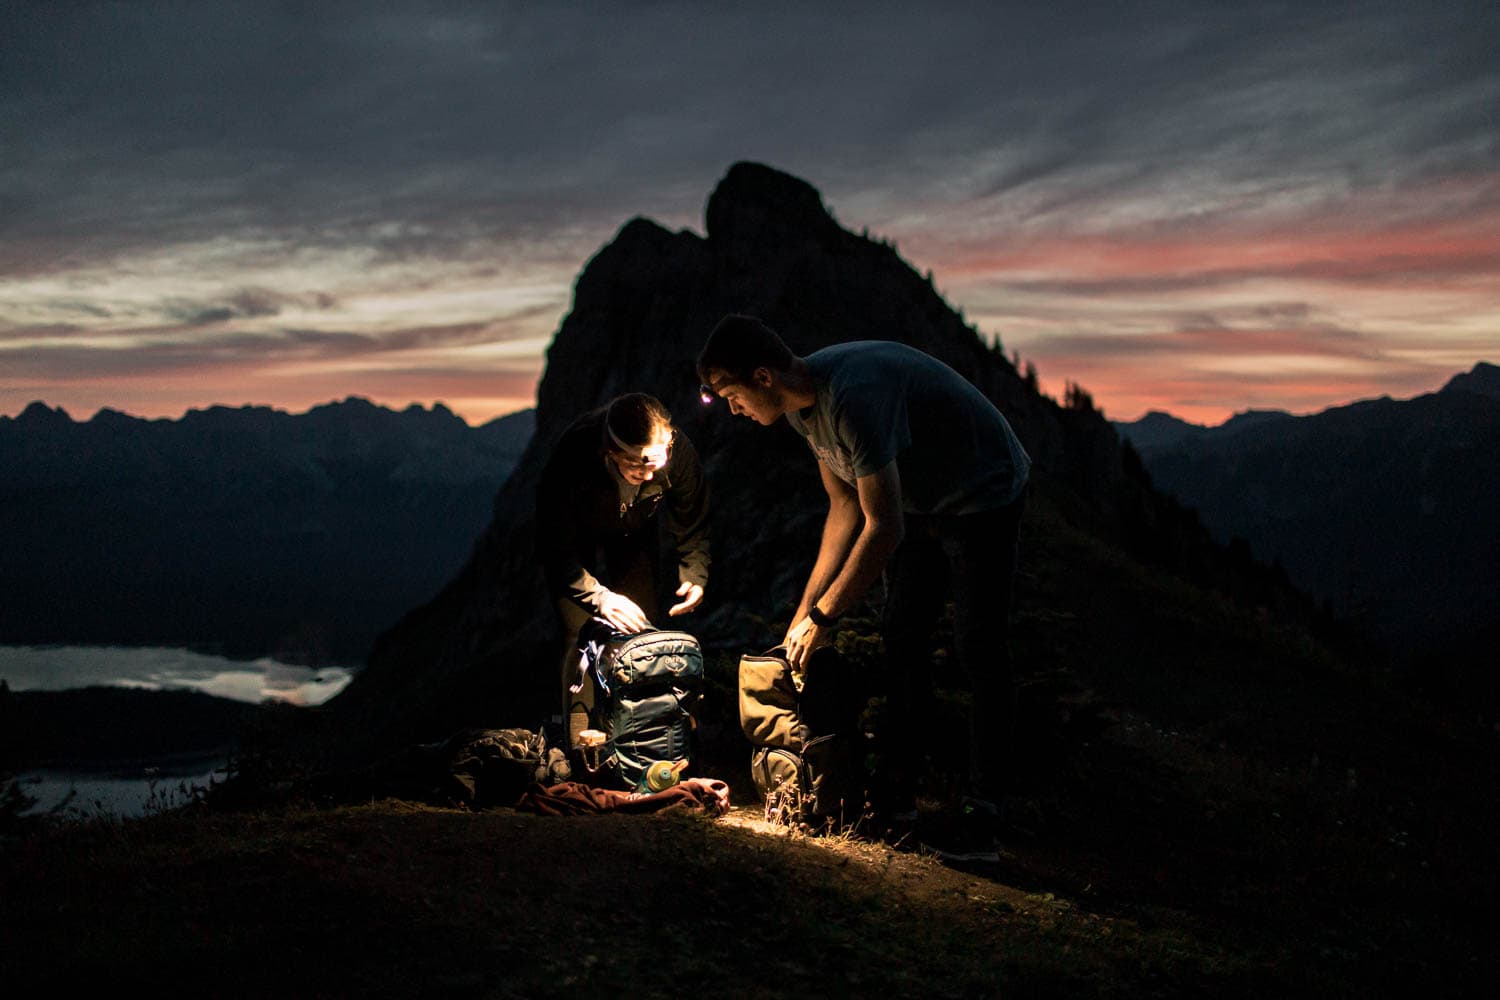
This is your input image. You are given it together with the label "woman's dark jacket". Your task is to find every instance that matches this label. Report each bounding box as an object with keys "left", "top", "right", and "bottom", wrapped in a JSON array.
[{"left": 535, "top": 409, "right": 710, "bottom": 615}]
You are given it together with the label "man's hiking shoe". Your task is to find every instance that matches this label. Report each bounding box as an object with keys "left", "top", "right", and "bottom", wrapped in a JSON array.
[
  {"left": 999, "top": 795, "right": 1048, "bottom": 839},
  {"left": 960, "top": 795, "right": 1000, "bottom": 819},
  {"left": 964, "top": 793, "right": 1048, "bottom": 840},
  {"left": 863, "top": 807, "right": 919, "bottom": 848},
  {"left": 917, "top": 810, "right": 1001, "bottom": 864},
  {"left": 921, "top": 830, "right": 1001, "bottom": 864}
]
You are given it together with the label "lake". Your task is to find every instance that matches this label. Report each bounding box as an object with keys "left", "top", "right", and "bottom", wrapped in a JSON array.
[
  {"left": 12, "top": 755, "right": 229, "bottom": 819},
  {"left": 0, "top": 644, "right": 355, "bottom": 705},
  {"left": 3, "top": 644, "right": 356, "bottom": 818}
]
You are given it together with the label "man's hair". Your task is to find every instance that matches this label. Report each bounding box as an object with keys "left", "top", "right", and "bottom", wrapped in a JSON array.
[
  {"left": 604, "top": 392, "right": 672, "bottom": 450},
  {"left": 696, "top": 314, "right": 795, "bottom": 386}
]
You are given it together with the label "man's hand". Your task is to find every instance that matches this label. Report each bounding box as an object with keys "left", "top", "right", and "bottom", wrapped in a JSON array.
[
  {"left": 782, "top": 613, "right": 832, "bottom": 672},
  {"left": 668, "top": 580, "right": 704, "bottom": 616},
  {"left": 598, "top": 591, "right": 651, "bottom": 633}
]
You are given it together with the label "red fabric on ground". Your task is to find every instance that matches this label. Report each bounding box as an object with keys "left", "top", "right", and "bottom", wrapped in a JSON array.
[{"left": 515, "top": 778, "right": 730, "bottom": 817}]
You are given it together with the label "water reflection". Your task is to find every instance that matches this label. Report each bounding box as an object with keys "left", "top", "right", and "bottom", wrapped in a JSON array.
[
  {"left": 17, "top": 757, "right": 226, "bottom": 820},
  {"left": 3, "top": 645, "right": 356, "bottom": 818},
  {"left": 0, "top": 644, "right": 354, "bottom": 705}
]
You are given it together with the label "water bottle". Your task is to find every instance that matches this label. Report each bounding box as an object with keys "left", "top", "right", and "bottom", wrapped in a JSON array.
[
  {"left": 577, "top": 729, "right": 608, "bottom": 774},
  {"left": 635, "top": 759, "right": 687, "bottom": 794}
]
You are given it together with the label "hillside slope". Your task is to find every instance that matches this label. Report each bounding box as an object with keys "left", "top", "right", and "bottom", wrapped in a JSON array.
[
  {"left": 6, "top": 513, "right": 1496, "bottom": 999},
  {"left": 10, "top": 510, "right": 1500, "bottom": 1000}
]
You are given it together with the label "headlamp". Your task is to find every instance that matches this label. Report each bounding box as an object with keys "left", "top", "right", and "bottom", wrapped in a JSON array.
[
  {"left": 698, "top": 383, "right": 715, "bottom": 405},
  {"left": 607, "top": 425, "right": 672, "bottom": 470},
  {"left": 640, "top": 441, "right": 670, "bottom": 468}
]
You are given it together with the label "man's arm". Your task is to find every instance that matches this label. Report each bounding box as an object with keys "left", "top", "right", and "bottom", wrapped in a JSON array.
[
  {"left": 784, "top": 459, "right": 905, "bottom": 669},
  {"left": 791, "top": 459, "right": 864, "bottom": 625}
]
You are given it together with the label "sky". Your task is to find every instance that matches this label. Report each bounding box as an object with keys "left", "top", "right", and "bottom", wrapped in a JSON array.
[{"left": 2, "top": 1, "right": 1497, "bottom": 426}]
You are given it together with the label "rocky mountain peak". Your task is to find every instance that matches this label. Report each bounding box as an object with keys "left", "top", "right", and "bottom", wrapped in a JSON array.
[
  {"left": 1441, "top": 360, "right": 1500, "bottom": 400},
  {"left": 705, "top": 160, "right": 844, "bottom": 249},
  {"left": 13, "top": 401, "right": 73, "bottom": 427}
]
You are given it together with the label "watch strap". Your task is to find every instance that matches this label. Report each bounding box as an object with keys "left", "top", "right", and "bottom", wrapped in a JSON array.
[{"left": 808, "top": 604, "right": 839, "bottom": 627}]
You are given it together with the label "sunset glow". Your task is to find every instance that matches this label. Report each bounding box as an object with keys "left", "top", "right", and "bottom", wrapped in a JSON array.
[{"left": 2, "top": 4, "right": 1496, "bottom": 427}]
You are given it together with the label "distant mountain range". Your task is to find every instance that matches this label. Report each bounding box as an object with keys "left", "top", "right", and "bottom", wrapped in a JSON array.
[
  {"left": 0, "top": 398, "right": 535, "bottom": 665},
  {"left": 1115, "top": 362, "right": 1500, "bottom": 681},
  {"left": 1112, "top": 408, "right": 1296, "bottom": 453}
]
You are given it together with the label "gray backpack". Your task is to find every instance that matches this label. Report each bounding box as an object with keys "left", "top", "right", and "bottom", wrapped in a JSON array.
[{"left": 578, "top": 625, "right": 703, "bottom": 791}]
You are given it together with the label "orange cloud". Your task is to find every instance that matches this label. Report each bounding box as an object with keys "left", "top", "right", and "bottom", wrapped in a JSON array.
[
  {"left": 947, "top": 215, "right": 1500, "bottom": 290},
  {"left": 930, "top": 172, "right": 1500, "bottom": 288},
  {"left": 1024, "top": 327, "right": 1463, "bottom": 425},
  {"left": 913, "top": 174, "right": 1500, "bottom": 423},
  {"left": 2, "top": 363, "right": 540, "bottom": 426}
]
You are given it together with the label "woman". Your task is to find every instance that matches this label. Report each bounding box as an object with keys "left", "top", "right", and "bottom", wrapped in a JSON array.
[{"left": 535, "top": 393, "right": 709, "bottom": 749}]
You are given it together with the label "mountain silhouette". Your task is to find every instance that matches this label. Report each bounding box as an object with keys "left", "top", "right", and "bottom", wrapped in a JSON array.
[
  {"left": 1441, "top": 359, "right": 1500, "bottom": 400},
  {"left": 0, "top": 399, "right": 534, "bottom": 665},
  {"left": 1115, "top": 364, "right": 1500, "bottom": 705},
  {"left": 330, "top": 161, "right": 1316, "bottom": 754}
]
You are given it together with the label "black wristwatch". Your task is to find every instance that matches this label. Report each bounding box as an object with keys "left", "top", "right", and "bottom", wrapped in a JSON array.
[{"left": 807, "top": 604, "right": 839, "bottom": 627}]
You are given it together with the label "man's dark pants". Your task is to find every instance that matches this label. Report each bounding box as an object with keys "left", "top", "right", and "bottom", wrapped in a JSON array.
[{"left": 880, "top": 488, "right": 1026, "bottom": 806}]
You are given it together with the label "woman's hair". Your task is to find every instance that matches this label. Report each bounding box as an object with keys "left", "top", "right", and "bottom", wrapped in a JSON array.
[
  {"left": 604, "top": 392, "right": 672, "bottom": 450},
  {"left": 696, "top": 314, "right": 795, "bottom": 386}
]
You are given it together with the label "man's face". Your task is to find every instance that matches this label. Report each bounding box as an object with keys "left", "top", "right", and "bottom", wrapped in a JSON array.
[
  {"left": 609, "top": 428, "right": 672, "bottom": 485},
  {"left": 712, "top": 371, "right": 781, "bottom": 425}
]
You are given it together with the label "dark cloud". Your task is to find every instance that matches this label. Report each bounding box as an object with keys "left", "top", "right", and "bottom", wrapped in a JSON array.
[
  {"left": 161, "top": 287, "right": 335, "bottom": 325},
  {"left": 188, "top": 307, "right": 237, "bottom": 325},
  {"left": 3, "top": 331, "right": 367, "bottom": 379},
  {"left": 0, "top": 313, "right": 550, "bottom": 381},
  {"left": 3, "top": 2, "right": 1495, "bottom": 421},
  {"left": 0, "top": 323, "right": 87, "bottom": 342},
  {"left": 4, "top": 2, "right": 1495, "bottom": 267},
  {"left": 1043, "top": 318, "right": 1380, "bottom": 363},
  {"left": 995, "top": 243, "right": 1500, "bottom": 298},
  {"left": 227, "top": 288, "right": 293, "bottom": 318},
  {"left": 1246, "top": 302, "right": 1317, "bottom": 325}
]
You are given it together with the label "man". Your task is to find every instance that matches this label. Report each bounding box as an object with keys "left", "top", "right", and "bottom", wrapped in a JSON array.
[
  {"left": 536, "top": 393, "right": 709, "bottom": 751},
  {"left": 697, "top": 315, "right": 1030, "bottom": 823}
]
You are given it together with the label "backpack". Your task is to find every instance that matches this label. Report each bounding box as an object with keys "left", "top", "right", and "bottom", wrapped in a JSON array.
[
  {"left": 738, "top": 645, "right": 862, "bottom": 831},
  {"left": 576, "top": 623, "right": 703, "bottom": 791},
  {"left": 437, "top": 727, "right": 571, "bottom": 808}
]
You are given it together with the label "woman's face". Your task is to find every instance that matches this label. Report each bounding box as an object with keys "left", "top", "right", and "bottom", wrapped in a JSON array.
[{"left": 609, "top": 427, "right": 673, "bottom": 485}]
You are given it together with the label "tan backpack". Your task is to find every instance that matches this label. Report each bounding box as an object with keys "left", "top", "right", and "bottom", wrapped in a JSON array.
[{"left": 737, "top": 645, "right": 862, "bottom": 832}]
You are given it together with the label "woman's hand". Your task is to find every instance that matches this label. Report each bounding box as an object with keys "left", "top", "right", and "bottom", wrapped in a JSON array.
[
  {"left": 598, "top": 590, "right": 651, "bottom": 633},
  {"left": 668, "top": 581, "right": 704, "bottom": 616}
]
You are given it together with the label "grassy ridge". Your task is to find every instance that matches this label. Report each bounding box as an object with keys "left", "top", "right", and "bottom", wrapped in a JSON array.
[{"left": 0, "top": 803, "right": 1281, "bottom": 998}]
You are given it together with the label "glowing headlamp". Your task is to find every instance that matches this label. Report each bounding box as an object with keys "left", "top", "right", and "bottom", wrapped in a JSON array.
[
  {"left": 699, "top": 374, "right": 737, "bottom": 405},
  {"left": 608, "top": 424, "right": 671, "bottom": 470},
  {"left": 639, "top": 441, "right": 670, "bottom": 468}
]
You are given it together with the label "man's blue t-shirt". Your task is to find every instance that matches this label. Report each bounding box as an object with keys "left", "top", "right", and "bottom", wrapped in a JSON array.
[{"left": 785, "top": 341, "right": 1031, "bottom": 516}]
